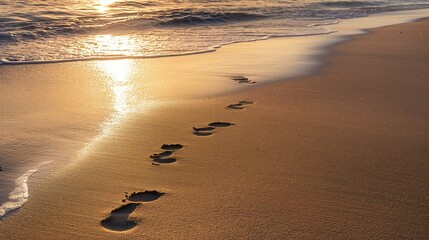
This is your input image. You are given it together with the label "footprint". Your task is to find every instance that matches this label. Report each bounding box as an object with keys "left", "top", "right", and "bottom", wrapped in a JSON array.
[
  {"left": 226, "top": 100, "right": 254, "bottom": 110},
  {"left": 238, "top": 100, "right": 254, "bottom": 105},
  {"left": 193, "top": 127, "right": 216, "bottom": 131},
  {"left": 150, "top": 151, "right": 173, "bottom": 159},
  {"left": 150, "top": 151, "right": 175, "bottom": 164},
  {"left": 101, "top": 190, "right": 165, "bottom": 232},
  {"left": 208, "top": 122, "right": 235, "bottom": 127},
  {"left": 150, "top": 144, "right": 183, "bottom": 164},
  {"left": 161, "top": 144, "right": 183, "bottom": 151},
  {"left": 226, "top": 103, "right": 245, "bottom": 110},
  {"left": 126, "top": 190, "right": 165, "bottom": 202},
  {"left": 193, "top": 131, "right": 213, "bottom": 136},
  {"left": 152, "top": 157, "right": 177, "bottom": 164},
  {"left": 231, "top": 76, "right": 257, "bottom": 84},
  {"left": 101, "top": 203, "right": 140, "bottom": 232},
  {"left": 193, "top": 126, "right": 216, "bottom": 136}
]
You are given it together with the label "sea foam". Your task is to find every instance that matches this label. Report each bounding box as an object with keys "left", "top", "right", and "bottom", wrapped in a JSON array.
[{"left": 0, "top": 161, "right": 51, "bottom": 218}]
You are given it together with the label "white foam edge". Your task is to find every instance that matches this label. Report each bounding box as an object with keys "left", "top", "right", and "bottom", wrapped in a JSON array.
[
  {"left": 0, "top": 29, "right": 336, "bottom": 66},
  {"left": 0, "top": 161, "right": 52, "bottom": 218}
]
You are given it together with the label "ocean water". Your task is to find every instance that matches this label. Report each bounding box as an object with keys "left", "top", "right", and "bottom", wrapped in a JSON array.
[{"left": 1, "top": 0, "right": 429, "bottom": 64}]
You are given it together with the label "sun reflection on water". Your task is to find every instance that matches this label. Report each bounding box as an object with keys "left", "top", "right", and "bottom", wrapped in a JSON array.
[
  {"left": 97, "top": 0, "right": 116, "bottom": 13},
  {"left": 93, "top": 35, "right": 139, "bottom": 56}
]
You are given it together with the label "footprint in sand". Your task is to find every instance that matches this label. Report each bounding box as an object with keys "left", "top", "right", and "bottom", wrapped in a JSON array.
[
  {"left": 192, "top": 126, "right": 216, "bottom": 136},
  {"left": 226, "top": 100, "right": 254, "bottom": 110},
  {"left": 152, "top": 157, "right": 177, "bottom": 164},
  {"left": 150, "top": 150, "right": 173, "bottom": 159},
  {"left": 161, "top": 144, "right": 183, "bottom": 151},
  {"left": 192, "top": 122, "right": 235, "bottom": 137},
  {"left": 150, "top": 144, "right": 184, "bottom": 165},
  {"left": 126, "top": 190, "right": 165, "bottom": 202},
  {"left": 101, "top": 190, "right": 164, "bottom": 232},
  {"left": 101, "top": 203, "right": 140, "bottom": 232},
  {"left": 208, "top": 122, "right": 235, "bottom": 127},
  {"left": 231, "top": 76, "right": 257, "bottom": 84}
]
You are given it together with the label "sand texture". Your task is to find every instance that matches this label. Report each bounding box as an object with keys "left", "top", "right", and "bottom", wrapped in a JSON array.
[{"left": 0, "top": 19, "right": 428, "bottom": 239}]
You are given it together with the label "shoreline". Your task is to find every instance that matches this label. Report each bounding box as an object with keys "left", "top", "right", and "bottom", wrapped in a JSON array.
[
  {"left": 0, "top": 10, "right": 429, "bottom": 239},
  {"left": 1, "top": 9, "right": 428, "bottom": 67}
]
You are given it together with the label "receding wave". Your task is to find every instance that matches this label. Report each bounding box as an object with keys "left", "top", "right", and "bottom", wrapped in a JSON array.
[
  {"left": 0, "top": 161, "right": 51, "bottom": 218},
  {"left": 317, "top": 1, "right": 383, "bottom": 7},
  {"left": 0, "top": 10, "right": 266, "bottom": 44}
]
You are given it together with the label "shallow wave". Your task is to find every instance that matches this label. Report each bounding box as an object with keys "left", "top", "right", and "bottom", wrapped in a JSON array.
[
  {"left": 0, "top": 27, "right": 336, "bottom": 66},
  {"left": 110, "top": 0, "right": 160, "bottom": 8},
  {"left": 0, "top": 161, "right": 51, "bottom": 218},
  {"left": 0, "top": 10, "right": 265, "bottom": 44},
  {"left": 317, "top": 1, "right": 384, "bottom": 8},
  {"left": 157, "top": 11, "right": 266, "bottom": 26}
]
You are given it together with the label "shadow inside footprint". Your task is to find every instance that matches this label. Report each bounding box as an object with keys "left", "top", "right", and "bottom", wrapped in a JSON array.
[
  {"left": 208, "top": 122, "right": 235, "bottom": 127},
  {"left": 161, "top": 144, "right": 183, "bottom": 151},
  {"left": 152, "top": 157, "right": 177, "bottom": 164},
  {"left": 150, "top": 151, "right": 173, "bottom": 159},
  {"left": 126, "top": 190, "right": 165, "bottom": 202},
  {"left": 101, "top": 203, "right": 140, "bottom": 232}
]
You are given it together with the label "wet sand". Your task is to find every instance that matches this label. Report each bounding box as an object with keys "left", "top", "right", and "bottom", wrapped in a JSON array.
[{"left": 0, "top": 18, "right": 429, "bottom": 240}]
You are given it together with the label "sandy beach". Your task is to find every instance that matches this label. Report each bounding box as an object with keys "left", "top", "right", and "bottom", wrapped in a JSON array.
[{"left": 1, "top": 13, "right": 429, "bottom": 240}]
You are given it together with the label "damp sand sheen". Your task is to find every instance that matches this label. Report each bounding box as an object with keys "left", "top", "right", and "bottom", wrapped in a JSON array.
[{"left": 0, "top": 9, "right": 428, "bottom": 240}]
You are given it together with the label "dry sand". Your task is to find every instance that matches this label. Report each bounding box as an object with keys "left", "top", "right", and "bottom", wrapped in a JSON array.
[{"left": 0, "top": 19, "right": 428, "bottom": 239}]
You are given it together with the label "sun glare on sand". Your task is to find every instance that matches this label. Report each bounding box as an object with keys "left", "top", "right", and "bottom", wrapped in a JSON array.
[{"left": 98, "top": 59, "right": 133, "bottom": 114}]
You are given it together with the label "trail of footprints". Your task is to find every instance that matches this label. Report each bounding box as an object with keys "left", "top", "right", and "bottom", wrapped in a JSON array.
[
  {"left": 150, "top": 144, "right": 183, "bottom": 165},
  {"left": 193, "top": 122, "right": 235, "bottom": 136},
  {"left": 226, "top": 100, "right": 254, "bottom": 110},
  {"left": 101, "top": 81, "right": 255, "bottom": 232}
]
